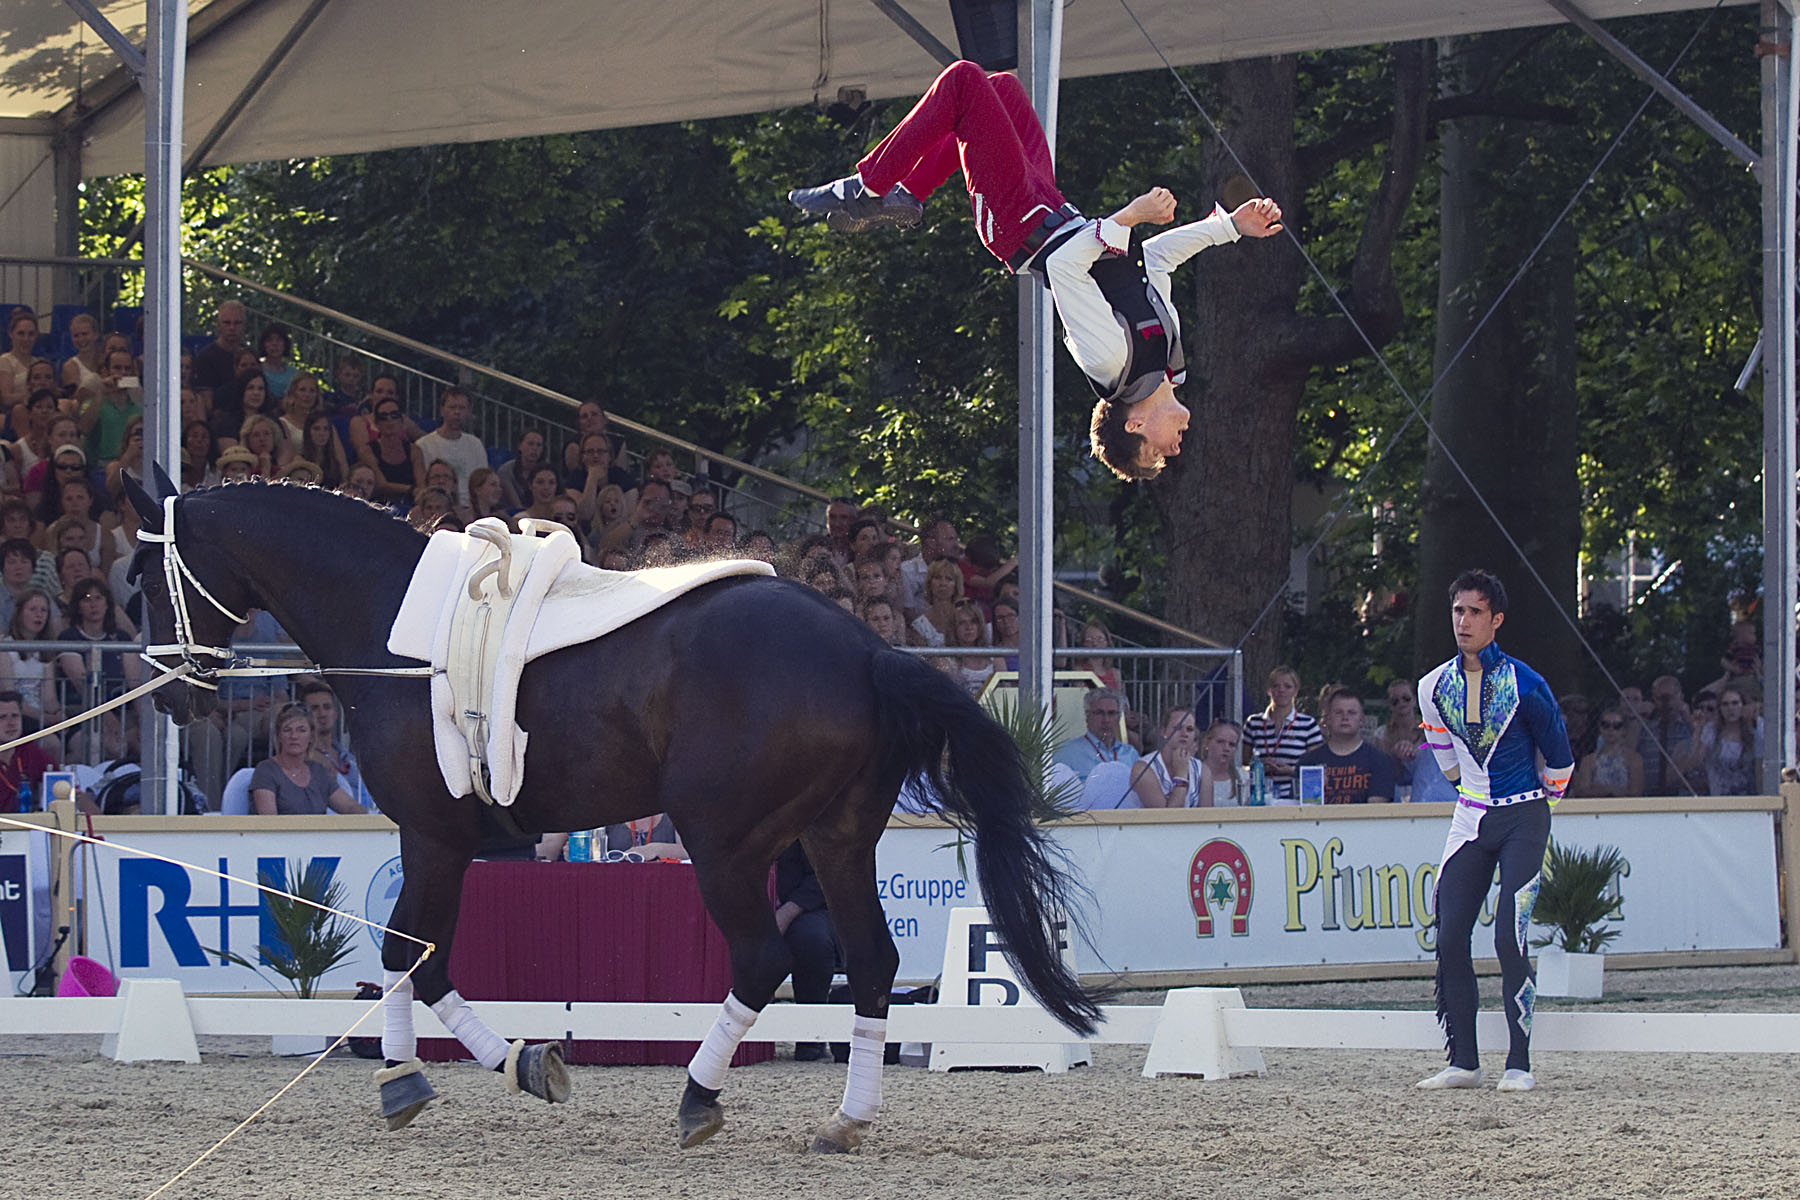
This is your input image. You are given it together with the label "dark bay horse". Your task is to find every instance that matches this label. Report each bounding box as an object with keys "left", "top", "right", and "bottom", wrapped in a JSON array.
[{"left": 122, "top": 477, "right": 1099, "bottom": 1152}]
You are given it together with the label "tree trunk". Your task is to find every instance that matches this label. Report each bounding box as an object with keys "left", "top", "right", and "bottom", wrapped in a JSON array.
[
  {"left": 1156, "top": 46, "right": 1431, "bottom": 692},
  {"left": 1416, "top": 34, "right": 1582, "bottom": 690}
]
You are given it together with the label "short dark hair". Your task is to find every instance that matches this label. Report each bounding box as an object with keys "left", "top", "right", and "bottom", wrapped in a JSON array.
[
  {"left": 439, "top": 386, "right": 471, "bottom": 410},
  {"left": 1449, "top": 568, "right": 1508, "bottom": 615},
  {"left": 1321, "top": 684, "right": 1362, "bottom": 710},
  {"left": 1089, "top": 398, "right": 1156, "bottom": 482},
  {"left": 706, "top": 512, "right": 737, "bottom": 534},
  {"left": 848, "top": 518, "right": 881, "bottom": 543},
  {"left": 0, "top": 538, "right": 35, "bottom": 569},
  {"left": 296, "top": 680, "right": 337, "bottom": 710},
  {"left": 0, "top": 690, "right": 22, "bottom": 708}
]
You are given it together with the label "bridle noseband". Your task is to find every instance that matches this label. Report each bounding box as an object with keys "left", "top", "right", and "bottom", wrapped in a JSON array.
[
  {"left": 136, "top": 495, "right": 245, "bottom": 691},
  {"left": 134, "top": 491, "right": 432, "bottom": 688}
]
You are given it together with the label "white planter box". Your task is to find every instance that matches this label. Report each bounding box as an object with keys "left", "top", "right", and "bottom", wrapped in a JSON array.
[{"left": 1535, "top": 947, "right": 1604, "bottom": 999}]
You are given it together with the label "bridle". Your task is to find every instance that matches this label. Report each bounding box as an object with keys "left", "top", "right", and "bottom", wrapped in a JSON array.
[{"left": 135, "top": 492, "right": 431, "bottom": 690}]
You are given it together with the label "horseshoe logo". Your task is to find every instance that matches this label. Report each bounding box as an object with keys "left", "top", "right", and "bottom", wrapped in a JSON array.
[{"left": 1190, "top": 838, "right": 1254, "bottom": 937}]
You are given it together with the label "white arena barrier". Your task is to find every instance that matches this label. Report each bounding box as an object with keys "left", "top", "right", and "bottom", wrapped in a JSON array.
[{"left": 5, "top": 985, "right": 1799, "bottom": 1077}]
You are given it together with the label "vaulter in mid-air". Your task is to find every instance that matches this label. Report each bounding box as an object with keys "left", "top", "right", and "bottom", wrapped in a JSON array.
[{"left": 789, "top": 59, "right": 1283, "bottom": 482}]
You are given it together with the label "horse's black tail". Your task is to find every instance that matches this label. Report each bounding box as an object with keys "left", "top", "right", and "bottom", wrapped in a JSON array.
[{"left": 870, "top": 649, "right": 1102, "bottom": 1036}]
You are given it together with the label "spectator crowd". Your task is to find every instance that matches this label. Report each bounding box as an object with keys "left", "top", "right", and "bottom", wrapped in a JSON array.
[{"left": 0, "top": 298, "right": 1783, "bottom": 820}]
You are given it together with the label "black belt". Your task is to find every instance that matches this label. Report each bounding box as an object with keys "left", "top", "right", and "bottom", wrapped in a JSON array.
[{"left": 1007, "top": 203, "right": 1084, "bottom": 274}]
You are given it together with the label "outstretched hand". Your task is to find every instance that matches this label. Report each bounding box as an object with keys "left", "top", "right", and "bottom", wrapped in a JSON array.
[
  {"left": 1231, "top": 197, "right": 1284, "bottom": 238},
  {"left": 1113, "top": 187, "right": 1178, "bottom": 227}
]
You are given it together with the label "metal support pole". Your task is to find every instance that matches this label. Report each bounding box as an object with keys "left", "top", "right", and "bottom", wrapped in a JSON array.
[
  {"left": 142, "top": 0, "right": 188, "bottom": 813},
  {"left": 1761, "top": 2, "right": 1797, "bottom": 793},
  {"left": 113, "top": 0, "right": 335, "bottom": 259},
  {"left": 49, "top": 134, "right": 82, "bottom": 298},
  {"left": 1550, "top": 0, "right": 1761, "bottom": 178},
  {"left": 1016, "top": 0, "right": 1062, "bottom": 713},
  {"left": 867, "top": 0, "right": 958, "bottom": 68}
]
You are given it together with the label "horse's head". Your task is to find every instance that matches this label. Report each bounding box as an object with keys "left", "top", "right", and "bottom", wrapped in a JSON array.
[{"left": 123, "top": 470, "right": 257, "bottom": 724}]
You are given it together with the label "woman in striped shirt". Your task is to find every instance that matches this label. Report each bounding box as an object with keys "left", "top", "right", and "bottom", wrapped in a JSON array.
[{"left": 1243, "top": 665, "right": 1322, "bottom": 804}]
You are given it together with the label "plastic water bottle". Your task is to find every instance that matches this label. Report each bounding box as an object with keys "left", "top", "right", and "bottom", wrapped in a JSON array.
[
  {"left": 17, "top": 779, "right": 33, "bottom": 814},
  {"left": 567, "top": 829, "right": 592, "bottom": 862},
  {"left": 1248, "top": 760, "right": 1266, "bottom": 807}
]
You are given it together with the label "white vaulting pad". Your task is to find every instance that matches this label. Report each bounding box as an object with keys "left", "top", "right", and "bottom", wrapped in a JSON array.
[{"left": 388, "top": 523, "right": 773, "bottom": 804}]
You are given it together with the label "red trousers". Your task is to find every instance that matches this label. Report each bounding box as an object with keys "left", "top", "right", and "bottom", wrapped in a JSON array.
[{"left": 856, "top": 60, "right": 1067, "bottom": 265}]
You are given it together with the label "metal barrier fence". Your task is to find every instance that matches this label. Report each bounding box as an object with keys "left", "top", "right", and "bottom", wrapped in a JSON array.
[
  {"left": 11, "top": 635, "right": 1235, "bottom": 814},
  {"left": 1, "top": 638, "right": 302, "bottom": 812},
  {"left": 902, "top": 645, "right": 1243, "bottom": 730}
]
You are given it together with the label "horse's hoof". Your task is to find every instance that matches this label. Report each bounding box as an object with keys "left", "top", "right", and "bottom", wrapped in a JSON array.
[
  {"left": 808, "top": 1110, "right": 873, "bottom": 1155},
  {"left": 677, "top": 1094, "right": 726, "bottom": 1149},
  {"left": 505, "top": 1039, "right": 572, "bottom": 1104},
  {"left": 374, "top": 1059, "right": 437, "bottom": 1131}
]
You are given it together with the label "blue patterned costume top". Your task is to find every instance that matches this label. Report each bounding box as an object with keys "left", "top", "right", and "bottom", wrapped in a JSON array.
[{"left": 1418, "top": 640, "right": 1574, "bottom": 804}]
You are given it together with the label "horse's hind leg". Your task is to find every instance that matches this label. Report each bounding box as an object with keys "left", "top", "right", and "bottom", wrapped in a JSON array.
[
  {"left": 798, "top": 785, "right": 902, "bottom": 1154},
  {"left": 679, "top": 854, "right": 797, "bottom": 1148}
]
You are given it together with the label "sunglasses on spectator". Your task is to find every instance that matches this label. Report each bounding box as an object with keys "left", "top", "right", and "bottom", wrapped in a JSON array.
[
  {"left": 376, "top": 409, "right": 402, "bottom": 421},
  {"left": 600, "top": 849, "right": 645, "bottom": 864},
  {"left": 55, "top": 461, "right": 83, "bottom": 471},
  {"left": 1600, "top": 719, "right": 1625, "bottom": 729}
]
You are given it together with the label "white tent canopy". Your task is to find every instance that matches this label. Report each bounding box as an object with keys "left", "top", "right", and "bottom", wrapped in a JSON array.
[{"left": 2, "top": 0, "right": 1741, "bottom": 176}]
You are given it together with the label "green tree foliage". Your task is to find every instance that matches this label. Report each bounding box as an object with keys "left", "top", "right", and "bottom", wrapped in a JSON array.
[{"left": 77, "top": 12, "right": 1765, "bottom": 694}]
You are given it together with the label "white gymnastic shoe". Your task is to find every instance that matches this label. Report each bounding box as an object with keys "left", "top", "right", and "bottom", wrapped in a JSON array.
[
  {"left": 1496, "top": 1069, "right": 1537, "bottom": 1092},
  {"left": 1415, "top": 1065, "right": 1483, "bottom": 1090}
]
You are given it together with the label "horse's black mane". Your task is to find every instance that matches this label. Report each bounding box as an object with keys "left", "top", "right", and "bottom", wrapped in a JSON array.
[{"left": 184, "top": 477, "right": 426, "bottom": 535}]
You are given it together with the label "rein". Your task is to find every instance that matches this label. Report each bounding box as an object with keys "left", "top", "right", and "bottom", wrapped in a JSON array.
[{"left": 136, "top": 493, "right": 433, "bottom": 690}]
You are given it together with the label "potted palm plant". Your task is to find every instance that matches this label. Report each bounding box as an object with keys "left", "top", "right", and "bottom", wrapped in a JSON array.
[
  {"left": 209, "top": 859, "right": 360, "bottom": 1054},
  {"left": 1530, "top": 838, "right": 1626, "bottom": 999}
]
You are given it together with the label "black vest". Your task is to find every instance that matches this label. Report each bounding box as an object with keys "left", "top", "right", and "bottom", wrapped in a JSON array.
[{"left": 1084, "top": 243, "right": 1186, "bottom": 406}]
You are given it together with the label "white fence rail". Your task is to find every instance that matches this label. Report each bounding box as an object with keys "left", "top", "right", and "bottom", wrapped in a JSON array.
[{"left": 6, "top": 986, "right": 1798, "bottom": 1081}]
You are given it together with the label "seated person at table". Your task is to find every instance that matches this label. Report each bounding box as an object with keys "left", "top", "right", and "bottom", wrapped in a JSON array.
[
  {"left": 0, "top": 689, "right": 57, "bottom": 812},
  {"left": 604, "top": 813, "right": 686, "bottom": 861},
  {"left": 1129, "top": 706, "right": 1201, "bottom": 808},
  {"left": 1294, "top": 685, "right": 1395, "bottom": 804},
  {"left": 249, "top": 703, "right": 363, "bottom": 814},
  {"left": 1052, "top": 687, "right": 1139, "bottom": 781},
  {"left": 775, "top": 841, "right": 841, "bottom": 1062}
]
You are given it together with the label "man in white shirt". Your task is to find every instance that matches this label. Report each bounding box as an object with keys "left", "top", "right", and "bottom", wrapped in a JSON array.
[
  {"left": 789, "top": 59, "right": 1282, "bottom": 482},
  {"left": 414, "top": 388, "right": 488, "bottom": 508}
]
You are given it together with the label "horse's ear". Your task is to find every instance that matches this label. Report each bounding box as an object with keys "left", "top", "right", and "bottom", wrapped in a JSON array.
[
  {"left": 122, "top": 471, "right": 164, "bottom": 533},
  {"left": 151, "top": 459, "right": 178, "bottom": 501}
]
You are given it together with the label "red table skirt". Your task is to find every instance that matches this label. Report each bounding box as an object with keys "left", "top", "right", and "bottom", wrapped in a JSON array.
[{"left": 420, "top": 859, "right": 772, "bottom": 1067}]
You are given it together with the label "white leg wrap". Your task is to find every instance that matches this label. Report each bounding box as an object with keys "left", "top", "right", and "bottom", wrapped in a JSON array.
[
  {"left": 839, "top": 1016, "right": 887, "bottom": 1123},
  {"left": 381, "top": 970, "right": 416, "bottom": 1064},
  {"left": 686, "top": 992, "right": 759, "bottom": 1091},
  {"left": 431, "top": 989, "right": 509, "bottom": 1070}
]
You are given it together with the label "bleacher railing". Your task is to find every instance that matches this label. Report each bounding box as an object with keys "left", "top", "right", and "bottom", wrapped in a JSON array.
[{"left": 2, "top": 255, "right": 1238, "bottom": 666}]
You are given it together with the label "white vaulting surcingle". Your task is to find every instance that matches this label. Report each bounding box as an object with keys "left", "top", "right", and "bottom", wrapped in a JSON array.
[{"left": 387, "top": 517, "right": 772, "bottom": 805}]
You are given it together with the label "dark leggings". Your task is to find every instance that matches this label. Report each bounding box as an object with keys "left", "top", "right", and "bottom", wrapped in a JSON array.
[{"left": 1434, "top": 799, "right": 1550, "bottom": 1071}]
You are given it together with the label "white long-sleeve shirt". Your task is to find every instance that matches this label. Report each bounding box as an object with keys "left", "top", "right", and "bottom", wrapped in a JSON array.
[{"left": 1042, "top": 204, "right": 1241, "bottom": 393}]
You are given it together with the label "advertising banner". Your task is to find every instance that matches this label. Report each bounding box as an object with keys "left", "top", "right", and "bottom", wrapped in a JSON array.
[
  {"left": 65, "top": 804, "right": 1785, "bottom": 992},
  {"left": 871, "top": 808, "right": 1783, "bottom": 980},
  {"left": 80, "top": 827, "right": 402, "bottom": 993}
]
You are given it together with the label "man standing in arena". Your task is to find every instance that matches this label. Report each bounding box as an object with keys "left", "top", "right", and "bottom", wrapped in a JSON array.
[
  {"left": 1415, "top": 569, "right": 1574, "bottom": 1092},
  {"left": 788, "top": 59, "right": 1282, "bottom": 482}
]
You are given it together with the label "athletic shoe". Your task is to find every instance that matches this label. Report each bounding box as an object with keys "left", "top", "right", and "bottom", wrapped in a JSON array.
[
  {"left": 788, "top": 176, "right": 923, "bottom": 232},
  {"left": 1415, "top": 1065, "right": 1483, "bottom": 1090},
  {"left": 1496, "top": 1069, "right": 1537, "bottom": 1092}
]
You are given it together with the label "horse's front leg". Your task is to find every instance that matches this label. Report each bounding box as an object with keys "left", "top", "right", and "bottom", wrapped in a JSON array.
[{"left": 374, "top": 829, "right": 569, "bottom": 1131}]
